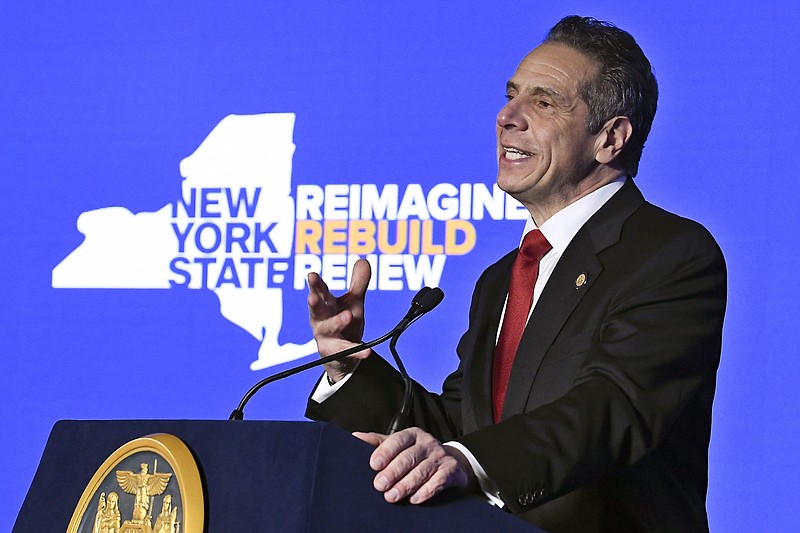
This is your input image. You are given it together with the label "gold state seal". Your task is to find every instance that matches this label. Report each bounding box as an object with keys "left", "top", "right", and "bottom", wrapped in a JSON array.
[{"left": 67, "top": 434, "right": 203, "bottom": 533}]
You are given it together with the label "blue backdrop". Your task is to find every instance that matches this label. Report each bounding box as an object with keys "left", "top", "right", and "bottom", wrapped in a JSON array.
[{"left": 2, "top": 2, "right": 798, "bottom": 530}]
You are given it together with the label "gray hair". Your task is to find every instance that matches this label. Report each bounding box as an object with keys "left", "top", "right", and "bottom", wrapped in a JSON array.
[{"left": 545, "top": 16, "right": 658, "bottom": 177}]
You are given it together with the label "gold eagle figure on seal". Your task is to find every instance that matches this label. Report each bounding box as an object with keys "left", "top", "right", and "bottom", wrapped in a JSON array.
[{"left": 116, "top": 462, "right": 172, "bottom": 523}]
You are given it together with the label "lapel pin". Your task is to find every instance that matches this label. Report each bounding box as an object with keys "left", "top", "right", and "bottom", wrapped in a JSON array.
[{"left": 575, "top": 273, "right": 587, "bottom": 289}]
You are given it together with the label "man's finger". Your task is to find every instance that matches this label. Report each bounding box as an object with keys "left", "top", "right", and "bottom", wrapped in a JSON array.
[
  {"left": 307, "top": 271, "right": 330, "bottom": 295},
  {"left": 307, "top": 272, "right": 335, "bottom": 318},
  {"left": 381, "top": 452, "right": 437, "bottom": 502},
  {"left": 348, "top": 259, "right": 371, "bottom": 300},
  {"left": 311, "top": 310, "right": 353, "bottom": 337},
  {"left": 408, "top": 465, "right": 457, "bottom": 504},
  {"left": 307, "top": 290, "right": 325, "bottom": 318},
  {"left": 352, "top": 431, "right": 387, "bottom": 447},
  {"left": 368, "top": 429, "right": 417, "bottom": 471}
]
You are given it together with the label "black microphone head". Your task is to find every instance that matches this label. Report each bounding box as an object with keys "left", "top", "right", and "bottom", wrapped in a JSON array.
[
  {"left": 401, "top": 286, "right": 441, "bottom": 323},
  {"left": 418, "top": 287, "right": 444, "bottom": 312},
  {"left": 411, "top": 286, "right": 431, "bottom": 305}
]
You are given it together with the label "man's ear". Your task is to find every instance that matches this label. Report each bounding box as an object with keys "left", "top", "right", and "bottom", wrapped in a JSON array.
[{"left": 595, "top": 116, "right": 633, "bottom": 165}]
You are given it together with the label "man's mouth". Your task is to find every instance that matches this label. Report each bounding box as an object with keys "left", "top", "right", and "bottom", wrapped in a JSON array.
[{"left": 503, "top": 146, "right": 533, "bottom": 160}]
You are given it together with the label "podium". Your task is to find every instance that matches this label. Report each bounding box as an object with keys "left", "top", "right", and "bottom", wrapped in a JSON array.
[{"left": 14, "top": 420, "right": 540, "bottom": 532}]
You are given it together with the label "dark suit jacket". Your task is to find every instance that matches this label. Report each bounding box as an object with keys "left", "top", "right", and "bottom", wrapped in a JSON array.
[{"left": 307, "top": 180, "right": 727, "bottom": 533}]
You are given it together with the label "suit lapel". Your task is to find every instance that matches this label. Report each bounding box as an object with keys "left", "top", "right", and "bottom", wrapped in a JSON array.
[
  {"left": 501, "top": 230, "right": 602, "bottom": 419},
  {"left": 467, "top": 251, "right": 515, "bottom": 430},
  {"left": 501, "top": 179, "right": 645, "bottom": 420}
]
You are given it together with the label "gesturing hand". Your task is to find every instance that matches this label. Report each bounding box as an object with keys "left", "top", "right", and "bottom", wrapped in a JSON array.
[
  {"left": 307, "top": 259, "right": 371, "bottom": 382},
  {"left": 353, "top": 427, "right": 476, "bottom": 505}
]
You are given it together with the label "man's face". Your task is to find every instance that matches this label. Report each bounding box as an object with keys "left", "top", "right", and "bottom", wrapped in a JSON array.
[{"left": 496, "top": 43, "right": 602, "bottom": 219}]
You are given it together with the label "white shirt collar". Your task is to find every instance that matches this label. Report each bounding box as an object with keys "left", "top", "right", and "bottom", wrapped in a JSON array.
[{"left": 522, "top": 176, "right": 626, "bottom": 254}]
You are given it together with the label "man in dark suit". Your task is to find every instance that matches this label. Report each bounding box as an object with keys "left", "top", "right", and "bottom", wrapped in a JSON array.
[{"left": 305, "top": 16, "right": 726, "bottom": 532}]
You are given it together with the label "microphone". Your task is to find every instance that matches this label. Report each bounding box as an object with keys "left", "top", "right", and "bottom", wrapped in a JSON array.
[
  {"left": 229, "top": 286, "right": 443, "bottom": 421},
  {"left": 387, "top": 287, "right": 444, "bottom": 434}
]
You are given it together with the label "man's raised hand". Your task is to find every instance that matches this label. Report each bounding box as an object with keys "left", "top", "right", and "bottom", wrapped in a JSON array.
[{"left": 307, "top": 258, "right": 372, "bottom": 382}]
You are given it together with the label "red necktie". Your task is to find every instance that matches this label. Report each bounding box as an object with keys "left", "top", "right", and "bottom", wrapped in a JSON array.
[{"left": 492, "top": 229, "right": 552, "bottom": 423}]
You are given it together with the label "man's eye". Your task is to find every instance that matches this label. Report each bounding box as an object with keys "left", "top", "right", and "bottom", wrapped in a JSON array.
[
  {"left": 538, "top": 100, "right": 553, "bottom": 108},
  {"left": 505, "top": 94, "right": 515, "bottom": 102}
]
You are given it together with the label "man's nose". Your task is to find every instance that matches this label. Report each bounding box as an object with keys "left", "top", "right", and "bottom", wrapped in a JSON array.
[{"left": 497, "top": 99, "right": 526, "bottom": 131}]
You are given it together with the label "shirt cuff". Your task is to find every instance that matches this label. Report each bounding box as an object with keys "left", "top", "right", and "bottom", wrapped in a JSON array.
[
  {"left": 444, "top": 440, "right": 505, "bottom": 508},
  {"left": 310, "top": 361, "right": 360, "bottom": 403}
]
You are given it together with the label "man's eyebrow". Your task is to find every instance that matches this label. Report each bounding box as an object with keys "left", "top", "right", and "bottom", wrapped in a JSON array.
[{"left": 506, "top": 81, "right": 566, "bottom": 103}]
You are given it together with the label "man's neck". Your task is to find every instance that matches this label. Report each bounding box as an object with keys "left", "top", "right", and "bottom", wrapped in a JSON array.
[{"left": 525, "top": 170, "right": 626, "bottom": 226}]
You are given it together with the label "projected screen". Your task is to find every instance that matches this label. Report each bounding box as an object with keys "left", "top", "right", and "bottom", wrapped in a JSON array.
[{"left": 3, "top": 3, "right": 798, "bottom": 530}]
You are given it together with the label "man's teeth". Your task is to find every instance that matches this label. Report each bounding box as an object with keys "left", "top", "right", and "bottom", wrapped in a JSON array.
[{"left": 504, "top": 147, "right": 532, "bottom": 160}]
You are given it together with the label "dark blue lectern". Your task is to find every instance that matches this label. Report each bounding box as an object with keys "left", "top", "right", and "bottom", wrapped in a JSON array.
[{"left": 14, "top": 420, "right": 539, "bottom": 532}]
